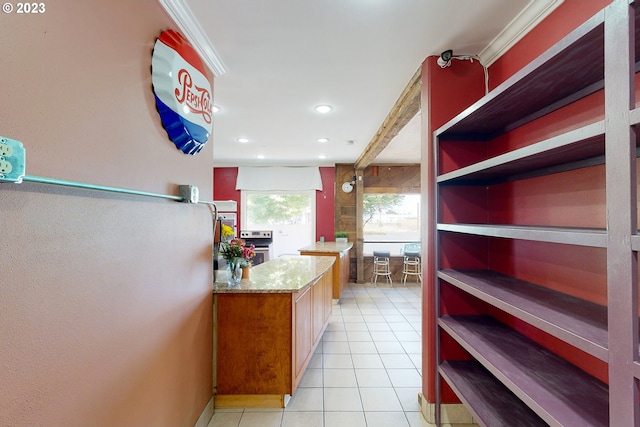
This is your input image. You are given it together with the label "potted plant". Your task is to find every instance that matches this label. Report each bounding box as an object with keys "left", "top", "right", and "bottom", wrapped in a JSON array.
[{"left": 335, "top": 231, "right": 348, "bottom": 243}]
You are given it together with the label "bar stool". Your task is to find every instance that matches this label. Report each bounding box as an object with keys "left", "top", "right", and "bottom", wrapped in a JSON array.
[
  {"left": 401, "top": 244, "right": 422, "bottom": 286},
  {"left": 371, "top": 251, "right": 392, "bottom": 286}
]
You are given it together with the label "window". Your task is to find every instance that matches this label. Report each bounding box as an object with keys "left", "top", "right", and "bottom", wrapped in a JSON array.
[
  {"left": 363, "top": 193, "right": 420, "bottom": 256},
  {"left": 241, "top": 190, "right": 316, "bottom": 257}
]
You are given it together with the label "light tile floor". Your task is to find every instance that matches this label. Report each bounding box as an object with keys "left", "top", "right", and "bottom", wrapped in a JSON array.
[{"left": 208, "top": 282, "right": 434, "bottom": 427}]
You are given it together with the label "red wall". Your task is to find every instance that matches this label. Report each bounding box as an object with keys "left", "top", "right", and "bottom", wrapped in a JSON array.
[
  {"left": 489, "top": 0, "right": 611, "bottom": 89},
  {"left": 213, "top": 167, "right": 242, "bottom": 224},
  {"left": 422, "top": 56, "right": 487, "bottom": 402},
  {"left": 213, "top": 167, "right": 335, "bottom": 240},
  {"left": 317, "top": 167, "right": 336, "bottom": 241}
]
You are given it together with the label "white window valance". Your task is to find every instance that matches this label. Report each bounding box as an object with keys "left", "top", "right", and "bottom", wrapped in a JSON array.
[{"left": 236, "top": 167, "right": 323, "bottom": 191}]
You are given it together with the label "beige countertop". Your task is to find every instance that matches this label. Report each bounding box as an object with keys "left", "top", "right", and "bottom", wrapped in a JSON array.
[
  {"left": 298, "top": 241, "right": 353, "bottom": 253},
  {"left": 213, "top": 255, "right": 335, "bottom": 294}
]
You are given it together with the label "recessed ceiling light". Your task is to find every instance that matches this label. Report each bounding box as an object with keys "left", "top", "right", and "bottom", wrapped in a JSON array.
[
  {"left": 236, "top": 138, "right": 249, "bottom": 143},
  {"left": 315, "top": 105, "right": 333, "bottom": 114},
  {"left": 212, "top": 105, "right": 220, "bottom": 113},
  {"left": 317, "top": 138, "right": 329, "bottom": 143},
  {"left": 319, "top": 154, "right": 327, "bottom": 159},
  {"left": 257, "top": 154, "right": 265, "bottom": 159}
]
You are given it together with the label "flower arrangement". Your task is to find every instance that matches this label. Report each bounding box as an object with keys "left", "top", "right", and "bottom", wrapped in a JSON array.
[
  {"left": 220, "top": 223, "right": 235, "bottom": 241},
  {"left": 220, "top": 238, "right": 256, "bottom": 267}
]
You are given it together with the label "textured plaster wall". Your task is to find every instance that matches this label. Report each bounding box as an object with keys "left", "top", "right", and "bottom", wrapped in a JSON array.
[{"left": 0, "top": 1, "right": 214, "bottom": 426}]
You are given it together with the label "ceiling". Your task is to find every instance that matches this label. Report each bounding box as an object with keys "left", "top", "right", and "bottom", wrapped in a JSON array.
[{"left": 180, "top": 0, "right": 561, "bottom": 167}]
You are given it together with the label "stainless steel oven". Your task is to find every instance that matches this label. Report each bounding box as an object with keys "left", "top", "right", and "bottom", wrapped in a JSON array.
[{"left": 240, "top": 230, "right": 274, "bottom": 266}]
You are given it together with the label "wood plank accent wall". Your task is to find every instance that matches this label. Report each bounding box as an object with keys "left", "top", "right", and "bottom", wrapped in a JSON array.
[
  {"left": 335, "top": 164, "right": 358, "bottom": 280},
  {"left": 363, "top": 164, "right": 421, "bottom": 193},
  {"left": 335, "top": 164, "right": 358, "bottom": 240},
  {"left": 335, "top": 164, "right": 421, "bottom": 283}
]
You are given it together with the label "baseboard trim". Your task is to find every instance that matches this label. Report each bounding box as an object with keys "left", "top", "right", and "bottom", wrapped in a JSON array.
[
  {"left": 193, "top": 396, "right": 214, "bottom": 427},
  {"left": 418, "top": 393, "right": 478, "bottom": 426},
  {"left": 214, "top": 394, "right": 287, "bottom": 409}
]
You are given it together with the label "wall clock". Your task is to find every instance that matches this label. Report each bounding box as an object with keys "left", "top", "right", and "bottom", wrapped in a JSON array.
[{"left": 341, "top": 182, "right": 353, "bottom": 193}]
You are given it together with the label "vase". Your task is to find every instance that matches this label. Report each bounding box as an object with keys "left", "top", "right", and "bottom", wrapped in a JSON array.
[{"left": 226, "top": 259, "right": 242, "bottom": 286}]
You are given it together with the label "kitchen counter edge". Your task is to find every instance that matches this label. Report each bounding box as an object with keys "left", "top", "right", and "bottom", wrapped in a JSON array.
[
  {"left": 213, "top": 255, "right": 335, "bottom": 294},
  {"left": 298, "top": 241, "right": 353, "bottom": 253}
]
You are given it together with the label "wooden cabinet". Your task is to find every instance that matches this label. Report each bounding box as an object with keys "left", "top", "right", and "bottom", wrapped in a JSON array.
[
  {"left": 322, "top": 267, "right": 332, "bottom": 325},
  {"left": 294, "top": 274, "right": 329, "bottom": 389},
  {"left": 215, "top": 266, "right": 332, "bottom": 408},
  {"left": 294, "top": 285, "right": 313, "bottom": 387},
  {"left": 338, "top": 249, "right": 350, "bottom": 297},
  {"left": 434, "top": 2, "right": 639, "bottom": 425},
  {"left": 311, "top": 274, "right": 325, "bottom": 344},
  {"left": 299, "top": 242, "right": 352, "bottom": 299}
]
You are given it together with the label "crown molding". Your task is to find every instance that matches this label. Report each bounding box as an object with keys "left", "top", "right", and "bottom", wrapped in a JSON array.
[
  {"left": 479, "top": 0, "right": 564, "bottom": 66},
  {"left": 158, "top": 0, "right": 227, "bottom": 76}
]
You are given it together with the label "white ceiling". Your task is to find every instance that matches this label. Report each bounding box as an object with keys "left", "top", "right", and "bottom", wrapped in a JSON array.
[{"left": 180, "top": 0, "right": 561, "bottom": 167}]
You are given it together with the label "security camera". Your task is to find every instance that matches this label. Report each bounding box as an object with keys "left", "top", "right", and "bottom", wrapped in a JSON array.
[
  {"left": 437, "top": 49, "right": 454, "bottom": 68},
  {"left": 437, "top": 50, "right": 488, "bottom": 95}
]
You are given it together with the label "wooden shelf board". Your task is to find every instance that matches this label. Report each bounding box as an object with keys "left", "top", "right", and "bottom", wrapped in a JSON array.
[
  {"left": 435, "top": 11, "right": 605, "bottom": 140},
  {"left": 439, "top": 315, "right": 609, "bottom": 427},
  {"left": 633, "top": 361, "right": 640, "bottom": 380},
  {"left": 630, "top": 107, "right": 640, "bottom": 126},
  {"left": 439, "top": 360, "right": 547, "bottom": 427},
  {"left": 437, "top": 223, "right": 607, "bottom": 247},
  {"left": 437, "top": 121, "right": 605, "bottom": 185},
  {"left": 438, "top": 269, "right": 608, "bottom": 361}
]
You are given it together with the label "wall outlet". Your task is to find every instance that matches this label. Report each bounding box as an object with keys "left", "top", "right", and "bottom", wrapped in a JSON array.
[
  {"left": 0, "top": 136, "right": 26, "bottom": 183},
  {"left": 0, "top": 143, "right": 13, "bottom": 157},
  {"left": 0, "top": 160, "right": 12, "bottom": 174}
]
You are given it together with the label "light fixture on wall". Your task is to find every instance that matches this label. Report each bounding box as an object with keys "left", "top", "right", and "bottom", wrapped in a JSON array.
[
  {"left": 437, "top": 49, "right": 488, "bottom": 95},
  {"left": 341, "top": 175, "right": 356, "bottom": 193}
]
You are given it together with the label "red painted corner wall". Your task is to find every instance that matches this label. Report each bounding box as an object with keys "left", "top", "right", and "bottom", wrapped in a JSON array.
[
  {"left": 317, "top": 167, "right": 336, "bottom": 241},
  {"left": 213, "top": 167, "right": 242, "bottom": 224},
  {"left": 213, "top": 167, "right": 335, "bottom": 241},
  {"left": 489, "top": 0, "right": 611, "bottom": 89},
  {"left": 422, "top": 56, "right": 487, "bottom": 403}
]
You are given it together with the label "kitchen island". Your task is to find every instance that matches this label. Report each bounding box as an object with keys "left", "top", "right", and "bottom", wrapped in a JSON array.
[
  {"left": 212, "top": 256, "right": 334, "bottom": 408},
  {"left": 298, "top": 241, "right": 352, "bottom": 300}
]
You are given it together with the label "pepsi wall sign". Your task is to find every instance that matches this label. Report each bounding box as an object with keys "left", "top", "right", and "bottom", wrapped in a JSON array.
[{"left": 152, "top": 30, "right": 212, "bottom": 155}]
